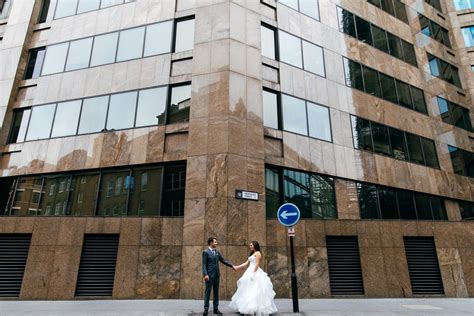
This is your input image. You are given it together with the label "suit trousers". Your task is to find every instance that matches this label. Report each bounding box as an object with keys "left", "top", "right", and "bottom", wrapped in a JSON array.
[{"left": 204, "top": 276, "right": 220, "bottom": 309}]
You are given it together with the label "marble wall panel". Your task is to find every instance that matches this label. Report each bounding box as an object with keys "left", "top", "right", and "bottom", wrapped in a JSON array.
[
  {"left": 180, "top": 245, "right": 205, "bottom": 299},
  {"left": 47, "top": 246, "right": 82, "bottom": 299},
  {"left": 20, "top": 245, "right": 56, "bottom": 299},
  {"left": 360, "top": 247, "right": 389, "bottom": 297},
  {"left": 438, "top": 248, "right": 469, "bottom": 297},
  {"left": 335, "top": 179, "right": 360, "bottom": 220}
]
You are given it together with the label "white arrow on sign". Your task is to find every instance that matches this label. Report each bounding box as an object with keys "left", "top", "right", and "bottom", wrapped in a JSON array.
[{"left": 281, "top": 210, "right": 298, "bottom": 220}]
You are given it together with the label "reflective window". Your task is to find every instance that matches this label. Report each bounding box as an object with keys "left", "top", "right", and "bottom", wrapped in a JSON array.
[
  {"left": 372, "top": 25, "right": 389, "bottom": 53},
  {"left": 454, "top": 0, "right": 474, "bottom": 10},
  {"left": 379, "top": 73, "right": 398, "bottom": 104},
  {"left": 425, "top": 0, "right": 442, "bottom": 11},
  {"left": 265, "top": 168, "right": 281, "bottom": 218},
  {"left": 55, "top": 0, "right": 78, "bottom": 19},
  {"left": 395, "top": 80, "right": 412, "bottom": 109},
  {"left": 401, "top": 40, "right": 417, "bottom": 66},
  {"left": 38, "top": 0, "right": 51, "bottom": 23},
  {"left": 459, "top": 201, "right": 474, "bottom": 220},
  {"left": 279, "top": 0, "right": 298, "bottom": 10},
  {"left": 279, "top": 31, "right": 303, "bottom": 68},
  {"left": 356, "top": 16, "right": 372, "bottom": 45},
  {"left": 282, "top": 94, "right": 307, "bottom": 135},
  {"left": 415, "top": 194, "right": 432, "bottom": 219},
  {"left": 357, "top": 183, "right": 379, "bottom": 219},
  {"left": 362, "top": 66, "right": 381, "bottom": 97},
  {"left": 51, "top": 100, "right": 81, "bottom": 137},
  {"left": 431, "top": 197, "right": 447, "bottom": 220},
  {"left": 448, "top": 145, "right": 474, "bottom": 178},
  {"left": 78, "top": 96, "right": 109, "bottom": 134},
  {"left": 437, "top": 97, "right": 472, "bottom": 132},
  {"left": 343, "top": 58, "right": 364, "bottom": 91},
  {"left": 368, "top": 0, "right": 408, "bottom": 23},
  {"left": 378, "top": 188, "right": 399, "bottom": 219},
  {"left": 65, "top": 37, "right": 93, "bottom": 71},
  {"left": 419, "top": 14, "right": 451, "bottom": 48},
  {"left": 420, "top": 138, "right": 439, "bottom": 168},
  {"left": 24, "top": 47, "right": 46, "bottom": 79},
  {"left": 428, "top": 53, "right": 462, "bottom": 88},
  {"left": 261, "top": 24, "right": 276, "bottom": 60},
  {"left": 302, "top": 41, "right": 325, "bottom": 76},
  {"left": 337, "top": 7, "right": 357, "bottom": 37},
  {"left": 144, "top": 21, "right": 173, "bottom": 57},
  {"left": 307, "top": 102, "right": 331, "bottom": 141},
  {"left": 410, "top": 87, "right": 427, "bottom": 114},
  {"left": 136, "top": 87, "right": 167, "bottom": 127},
  {"left": 77, "top": 0, "right": 100, "bottom": 14},
  {"left": 387, "top": 33, "right": 403, "bottom": 60},
  {"left": 397, "top": 190, "right": 416, "bottom": 219},
  {"left": 371, "top": 122, "right": 391, "bottom": 156},
  {"left": 129, "top": 168, "right": 162, "bottom": 216},
  {"left": 42, "top": 43, "right": 69, "bottom": 75},
  {"left": 90, "top": 32, "right": 119, "bottom": 67},
  {"left": 351, "top": 116, "right": 373, "bottom": 151},
  {"left": 107, "top": 91, "right": 137, "bottom": 130},
  {"left": 25, "top": 104, "right": 55, "bottom": 141},
  {"left": 101, "top": 0, "right": 123, "bottom": 8},
  {"left": 169, "top": 84, "right": 191, "bottom": 124},
  {"left": 174, "top": 18, "right": 195, "bottom": 52},
  {"left": 116, "top": 27, "right": 145, "bottom": 62},
  {"left": 389, "top": 127, "right": 407, "bottom": 160},
  {"left": 97, "top": 171, "right": 130, "bottom": 216},
  {"left": 263, "top": 90, "right": 279, "bottom": 129},
  {"left": 406, "top": 133, "right": 424, "bottom": 165},
  {"left": 461, "top": 26, "right": 474, "bottom": 47},
  {"left": 299, "top": 0, "right": 320, "bottom": 19},
  {"left": 8, "top": 109, "right": 31, "bottom": 144},
  {"left": 161, "top": 165, "right": 186, "bottom": 216}
]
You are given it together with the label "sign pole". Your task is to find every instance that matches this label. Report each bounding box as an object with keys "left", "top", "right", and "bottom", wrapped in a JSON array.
[{"left": 289, "top": 233, "right": 299, "bottom": 313}]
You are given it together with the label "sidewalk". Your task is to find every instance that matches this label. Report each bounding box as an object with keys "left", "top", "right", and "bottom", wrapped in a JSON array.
[{"left": 0, "top": 298, "right": 473, "bottom": 315}]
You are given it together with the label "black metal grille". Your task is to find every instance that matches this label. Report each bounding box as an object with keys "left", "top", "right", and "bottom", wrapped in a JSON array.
[
  {"left": 0, "top": 234, "right": 31, "bottom": 297},
  {"left": 75, "top": 234, "right": 119, "bottom": 297},
  {"left": 326, "top": 236, "right": 364, "bottom": 295},
  {"left": 404, "top": 237, "right": 444, "bottom": 295}
]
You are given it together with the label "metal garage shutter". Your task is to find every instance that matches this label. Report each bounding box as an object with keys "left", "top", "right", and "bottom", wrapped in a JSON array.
[
  {"left": 75, "top": 234, "right": 119, "bottom": 297},
  {"left": 404, "top": 237, "right": 444, "bottom": 295},
  {"left": 326, "top": 236, "right": 364, "bottom": 295},
  {"left": 0, "top": 234, "right": 31, "bottom": 297}
]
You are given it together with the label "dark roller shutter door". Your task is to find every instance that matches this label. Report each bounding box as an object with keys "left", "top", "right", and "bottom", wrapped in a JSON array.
[
  {"left": 0, "top": 234, "right": 32, "bottom": 297},
  {"left": 326, "top": 236, "right": 364, "bottom": 295},
  {"left": 404, "top": 237, "right": 444, "bottom": 295},
  {"left": 75, "top": 234, "right": 119, "bottom": 297}
]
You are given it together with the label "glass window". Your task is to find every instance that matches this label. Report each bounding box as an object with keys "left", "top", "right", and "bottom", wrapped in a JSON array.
[
  {"left": 393, "top": 0, "right": 408, "bottom": 22},
  {"left": 65, "top": 37, "right": 93, "bottom": 71},
  {"left": 420, "top": 138, "right": 439, "bottom": 168},
  {"left": 395, "top": 80, "right": 412, "bottom": 109},
  {"left": 454, "top": 0, "right": 474, "bottom": 10},
  {"left": 169, "top": 84, "right": 191, "bottom": 124},
  {"left": 77, "top": 0, "right": 100, "bottom": 14},
  {"left": 282, "top": 94, "right": 307, "bottom": 135},
  {"left": 174, "top": 18, "right": 195, "bottom": 52},
  {"left": 351, "top": 116, "right": 373, "bottom": 151},
  {"left": 401, "top": 40, "right": 417, "bottom": 66},
  {"left": 90, "top": 32, "right": 119, "bottom": 67},
  {"left": 8, "top": 109, "right": 31, "bottom": 143},
  {"left": 309, "top": 175, "right": 336, "bottom": 218},
  {"left": 355, "top": 16, "right": 373, "bottom": 45},
  {"left": 425, "top": 0, "right": 442, "bottom": 12},
  {"left": 302, "top": 41, "right": 325, "bottom": 76},
  {"left": 406, "top": 133, "right": 424, "bottom": 165},
  {"left": 362, "top": 66, "right": 382, "bottom": 97},
  {"left": 410, "top": 87, "right": 427, "bottom": 114},
  {"left": 98, "top": 171, "right": 129, "bottom": 216},
  {"left": 389, "top": 127, "right": 407, "bottom": 160},
  {"left": 415, "top": 193, "right": 432, "bottom": 219},
  {"left": 307, "top": 102, "right": 331, "bottom": 141},
  {"left": 459, "top": 201, "right": 474, "bottom": 220},
  {"left": 379, "top": 73, "right": 398, "bottom": 104},
  {"left": 337, "top": 7, "right": 357, "bottom": 38},
  {"left": 371, "top": 121, "right": 391, "bottom": 156},
  {"left": 261, "top": 24, "right": 276, "bottom": 60},
  {"left": 106, "top": 91, "right": 137, "bottom": 130},
  {"left": 263, "top": 90, "right": 279, "bottom": 129},
  {"left": 430, "top": 196, "right": 447, "bottom": 220},
  {"left": 463, "top": 150, "right": 474, "bottom": 177},
  {"left": 279, "top": 31, "right": 303, "bottom": 68},
  {"left": 144, "top": 21, "right": 173, "bottom": 57},
  {"left": 371, "top": 25, "right": 389, "bottom": 53},
  {"left": 461, "top": 26, "right": 474, "bottom": 47},
  {"left": 136, "top": 87, "right": 168, "bottom": 127},
  {"left": 279, "top": 0, "right": 299, "bottom": 10},
  {"left": 42, "top": 43, "right": 69, "bottom": 75},
  {"left": 381, "top": 0, "right": 395, "bottom": 16},
  {"left": 428, "top": 54, "right": 440, "bottom": 76},
  {"left": 51, "top": 100, "right": 81, "bottom": 137},
  {"left": 116, "top": 27, "right": 145, "bottom": 62},
  {"left": 357, "top": 183, "right": 379, "bottom": 219},
  {"left": 284, "top": 169, "right": 311, "bottom": 217},
  {"left": 387, "top": 33, "right": 403, "bottom": 59},
  {"left": 161, "top": 165, "right": 186, "bottom": 216},
  {"left": 78, "top": 96, "right": 109, "bottom": 134},
  {"left": 129, "top": 168, "right": 162, "bottom": 216},
  {"left": 368, "top": 0, "right": 381, "bottom": 6},
  {"left": 38, "top": 0, "right": 51, "bottom": 23},
  {"left": 299, "top": 0, "right": 320, "bottom": 20},
  {"left": 100, "top": 0, "right": 123, "bottom": 8},
  {"left": 265, "top": 168, "right": 281, "bottom": 219},
  {"left": 378, "top": 187, "right": 399, "bottom": 219},
  {"left": 25, "top": 104, "right": 56, "bottom": 141},
  {"left": 24, "top": 47, "right": 46, "bottom": 79},
  {"left": 397, "top": 190, "right": 417, "bottom": 219},
  {"left": 449, "top": 145, "right": 465, "bottom": 175},
  {"left": 343, "top": 59, "right": 364, "bottom": 91},
  {"left": 55, "top": 0, "right": 78, "bottom": 19},
  {"left": 437, "top": 97, "right": 449, "bottom": 121}
]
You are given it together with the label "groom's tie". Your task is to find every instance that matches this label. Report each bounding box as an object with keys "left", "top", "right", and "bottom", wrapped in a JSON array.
[{"left": 212, "top": 249, "right": 216, "bottom": 256}]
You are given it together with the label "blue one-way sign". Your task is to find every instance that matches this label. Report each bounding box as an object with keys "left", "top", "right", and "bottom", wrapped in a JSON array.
[{"left": 277, "top": 203, "right": 301, "bottom": 227}]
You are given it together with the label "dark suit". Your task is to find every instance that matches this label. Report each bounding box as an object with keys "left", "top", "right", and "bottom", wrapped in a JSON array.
[{"left": 202, "top": 248, "right": 233, "bottom": 311}]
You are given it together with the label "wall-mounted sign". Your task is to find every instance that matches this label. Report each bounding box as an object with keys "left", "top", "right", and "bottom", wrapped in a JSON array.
[{"left": 235, "top": 190, "right": 259, "bottom": 201}]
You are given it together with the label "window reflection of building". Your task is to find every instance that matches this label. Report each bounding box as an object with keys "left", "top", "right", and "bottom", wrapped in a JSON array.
[{"left": 4, "top": 177, "right": 44, "bottom": 216}]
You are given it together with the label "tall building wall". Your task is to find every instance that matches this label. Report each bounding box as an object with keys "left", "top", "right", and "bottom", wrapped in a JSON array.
[{"left": 0, "top": 0, "right": 472, "bottom": 299}]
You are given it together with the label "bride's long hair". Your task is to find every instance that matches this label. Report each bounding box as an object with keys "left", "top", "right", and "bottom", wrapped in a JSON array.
[{"left": 249, "top": 241, "right": 261, "bottom": 256}]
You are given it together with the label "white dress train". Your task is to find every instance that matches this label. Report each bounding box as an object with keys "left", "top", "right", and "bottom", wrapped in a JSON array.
[{"left": 229, "top": 255, "right": 278, "bottom": 315}]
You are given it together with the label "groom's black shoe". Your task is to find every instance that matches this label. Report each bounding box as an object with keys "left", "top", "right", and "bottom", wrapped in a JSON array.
[
  {"left": 203, "top": 307, "right": 208, "bottom": 316},
  {"left": 213, "top": 309, "right": 223, "bottom": 314}
]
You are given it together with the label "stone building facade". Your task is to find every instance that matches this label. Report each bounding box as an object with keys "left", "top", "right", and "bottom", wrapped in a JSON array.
[{"left": 0, "top": 0, "right": 472, "bottom": 300}]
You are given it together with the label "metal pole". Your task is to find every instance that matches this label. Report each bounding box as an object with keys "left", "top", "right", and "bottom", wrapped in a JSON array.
[{"left": 289, "top": 235, "right": 299, "bottom": 312}]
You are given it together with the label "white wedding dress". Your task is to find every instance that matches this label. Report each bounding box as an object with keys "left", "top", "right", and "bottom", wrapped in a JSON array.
[{"left": 229, "top": 255, "right": 278, "bottom": 315}]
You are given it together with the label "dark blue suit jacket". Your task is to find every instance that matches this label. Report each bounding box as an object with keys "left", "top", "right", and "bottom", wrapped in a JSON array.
[{"left": 202, "top": 248, "right": 232, "bottom": 278}]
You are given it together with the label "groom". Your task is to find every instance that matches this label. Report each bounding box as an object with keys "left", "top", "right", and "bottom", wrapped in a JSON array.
[{"left": 202, "top": 237, "right": 235, "bottom": 315}]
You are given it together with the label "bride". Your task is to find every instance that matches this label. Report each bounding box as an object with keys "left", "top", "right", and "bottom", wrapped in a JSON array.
[{"left": 229, "top": 241, "right": 278, "bottom": 315}]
